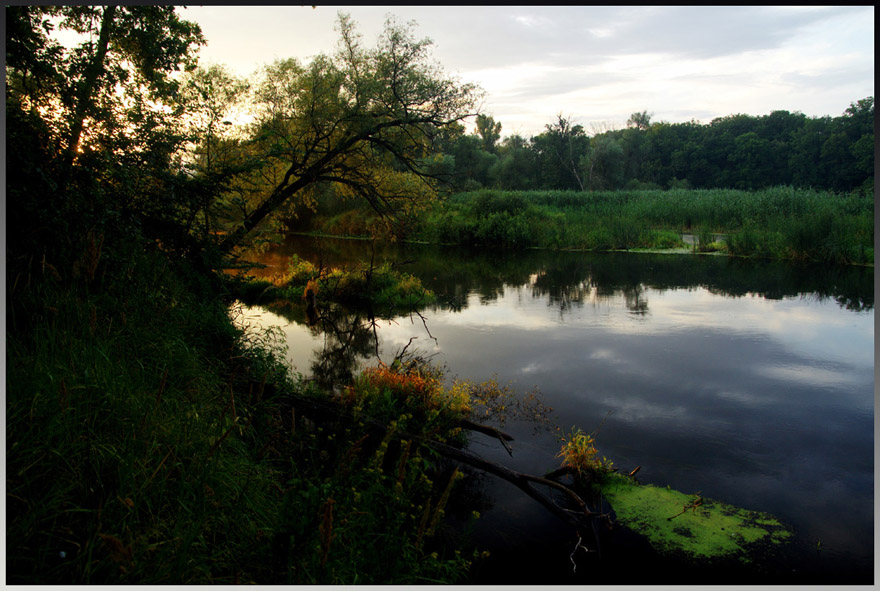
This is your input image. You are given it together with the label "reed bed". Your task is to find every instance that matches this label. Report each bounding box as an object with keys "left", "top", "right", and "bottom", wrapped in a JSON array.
[{"left": 414, "top": 187, "right": 873, "bottom": 265}]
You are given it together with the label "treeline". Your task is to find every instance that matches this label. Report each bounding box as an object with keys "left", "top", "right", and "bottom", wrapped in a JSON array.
[{"left": 428, "top": 100, "right": 874, "bottom": 194}]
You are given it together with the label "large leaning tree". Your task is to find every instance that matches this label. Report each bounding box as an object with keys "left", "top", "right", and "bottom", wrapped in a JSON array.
[{"left": 215, "top": 13, "right": 481, "bottom": 253}]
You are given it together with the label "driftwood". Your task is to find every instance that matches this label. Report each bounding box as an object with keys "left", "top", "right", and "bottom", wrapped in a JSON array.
[{"left": 285, "top": 392, "right": 601, "bottom": 533}]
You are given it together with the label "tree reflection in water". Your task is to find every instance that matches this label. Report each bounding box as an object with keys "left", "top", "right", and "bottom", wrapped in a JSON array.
[
  {"left": 264, "top": 302, "right": 378, "bottom": 389},
  {"left": 249, "top": 236, "right": 872, "bottom": 391}
]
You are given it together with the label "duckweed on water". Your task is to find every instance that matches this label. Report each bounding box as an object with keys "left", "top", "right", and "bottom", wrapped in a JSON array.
[{"left": 598, "top": 473, "right": 792, "bottom": 562}]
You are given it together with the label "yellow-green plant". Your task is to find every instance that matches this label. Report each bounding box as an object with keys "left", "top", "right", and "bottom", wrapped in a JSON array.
[{"left": 556, "top": 427, "right": 613, "bottom": 477}]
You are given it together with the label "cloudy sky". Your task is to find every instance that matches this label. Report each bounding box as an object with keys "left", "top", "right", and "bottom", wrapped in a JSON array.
[{"left": 183, "top": 5, "right": 874, "bottom": 138}]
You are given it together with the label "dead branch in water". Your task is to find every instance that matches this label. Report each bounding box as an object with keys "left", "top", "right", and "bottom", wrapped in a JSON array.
[{"left": 284, "top": 392, "right": 602, "bottom": 533}]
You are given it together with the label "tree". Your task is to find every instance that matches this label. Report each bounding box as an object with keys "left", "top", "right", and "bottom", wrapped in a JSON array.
[
  {"left": 531, "top": 114, "right": 588, "bottom": 190},
  {"left": 446, "top": 133, "right": 498, "bottom": 189},
  {"left": 581, "top": 135, "right": 624, "bottom": 190},
  {"left": 841, "top": 96, "right": 874, "bottom": 141},
  {"left": 474, "top": 113, "right": 502, "bottom": 154},
  {"left": 176, "top": 64, "right": 252, "bottom": 238},
  {"left": 216, "top": 13, "right": 480, "bottom": 252},
  {"left": 490, "top": 134, "right": 537, "bottom": 190},
  {"left": 730, "top": 131, "right": 774, "bottom": 189},
  {"left": 6, "top": 7, "right": 204, "bottom": 171},
  {"left": 626, "top": 110, "right": 653, "bottom": 130},
  {"left": 788, "top": 116, "right": 830, "bottom": 188},
  {"left": 6, "top": 6, "right": 206, "bottom": 263},
  {"left": 838, "top": 97, "right": 874, "bottom": 191}
]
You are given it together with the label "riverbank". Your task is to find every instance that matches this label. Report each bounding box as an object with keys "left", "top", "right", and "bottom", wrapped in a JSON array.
[
  {"left": 279, "top": 228, "right": 873, "bottom": 268},
  {"left": 6, "top": 246, "right": 476, "bottom": 584},
  {"left": 398, "top": 187, "right": 873, "bottom": 266}
]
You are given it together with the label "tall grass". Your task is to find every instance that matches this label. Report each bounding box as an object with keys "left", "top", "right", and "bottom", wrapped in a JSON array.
[
  {"left": 6, "top": 246, "right": 472, "bottom": 584},
  {"left": 413, "top": 187, "right": 873, "bottom": 265}
]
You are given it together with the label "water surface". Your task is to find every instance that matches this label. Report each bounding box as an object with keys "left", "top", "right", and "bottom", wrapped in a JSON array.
[{"left": 235, "top": 236, "right": 874, "bottom": 584}]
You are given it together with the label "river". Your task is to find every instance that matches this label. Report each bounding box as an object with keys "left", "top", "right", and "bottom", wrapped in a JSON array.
[{"left": 233, "top": 234, "right": 874, "bottom": 585}]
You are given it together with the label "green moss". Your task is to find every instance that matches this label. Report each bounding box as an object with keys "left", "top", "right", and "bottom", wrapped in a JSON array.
[{"left": 598, "top": 473, "right": 791, "bottom": 562}]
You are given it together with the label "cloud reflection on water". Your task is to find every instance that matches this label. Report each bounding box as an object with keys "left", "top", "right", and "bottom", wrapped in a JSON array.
[{"left": 233, "top": 244, "right": 873, "bottom": 579}]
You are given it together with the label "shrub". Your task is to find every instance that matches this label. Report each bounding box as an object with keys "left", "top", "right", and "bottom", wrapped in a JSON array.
[
  {"left": 345, "top": 363, "right": 471, "bottom": 439},
  {"left": 697, "top": 226, "right": 718, "bottom": 252}
]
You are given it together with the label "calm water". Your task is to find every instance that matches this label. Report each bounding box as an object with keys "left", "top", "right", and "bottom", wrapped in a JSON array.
[{"left": 234, "top": 235, "right": 874, "bottom": 585}]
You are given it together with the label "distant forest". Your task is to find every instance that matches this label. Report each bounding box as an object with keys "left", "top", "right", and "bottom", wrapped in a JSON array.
[{"left": 427, "top": 99, "right": 874, "bottom": 194}]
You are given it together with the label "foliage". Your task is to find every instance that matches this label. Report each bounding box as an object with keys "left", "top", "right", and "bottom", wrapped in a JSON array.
[
  {"left": 532, "top": 114, "right": 590, "bottom": 190},
  {"left": 410, "top": 187, "right": 872, "bottom": 265},
  {"left": 8, "top": 247, "right": 268, "bottom": 583},
  {"left": 556, "top": 428, "right": 614, "bottom": 478},
  {"left": 231, "top": 251, "right": 438, "bottom": 313},
  {"left": 278, "top": 256, "right": 437, "bottom": 311},
  {"left": 418, "top": 100, "right": 874, "bottom": 194},
  {"left": 214, "top": 13, "right": 480, "bottom": 253},
  {"left": 474, "top": 113, "right": 502, "bottom": 154},
  {"left": 6, "top": 6, "right": 204, "bottom": 254},
  {"left": 6, "top": 240, "right": 476, "bottom": 584},
  {"left": 6, "top": 6, "right": 204, "bottom": 161},
  {"left": 272, "top": 437, "right": 476, "bottom": 584},
  {"left": 5, "top": 9, "right": 481, "bottom": 581},
  {"left": 342, "top": 363, "right": 470, "bottom": 442},
  {"left": 5, "top": 5, "right": 869, "bottom": 583}
]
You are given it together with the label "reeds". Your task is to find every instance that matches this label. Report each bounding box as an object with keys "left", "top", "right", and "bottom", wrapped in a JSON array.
[{"left": 414, "top": 186, "right": 873, "bottom": 264}]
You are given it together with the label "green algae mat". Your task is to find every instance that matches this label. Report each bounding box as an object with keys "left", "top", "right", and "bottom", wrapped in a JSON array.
[{"left": 598, "top": 474, "right": 792, "bottom": 562}]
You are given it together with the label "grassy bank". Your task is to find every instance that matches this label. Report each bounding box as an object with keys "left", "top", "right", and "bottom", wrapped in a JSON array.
[
  {"left": 410, "top": 187, "right": 874, "bottom": 265},
  {"left": 234, "top": 253, "right": 436, "bottom": 316},
  {"left": 6, "top": 247, "right": 474, "bottom": 584}
]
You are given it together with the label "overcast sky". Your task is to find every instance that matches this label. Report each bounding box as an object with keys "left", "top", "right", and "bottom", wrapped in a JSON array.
[{"left": 182, "top": 5, "right": 874, "bottom": 138}]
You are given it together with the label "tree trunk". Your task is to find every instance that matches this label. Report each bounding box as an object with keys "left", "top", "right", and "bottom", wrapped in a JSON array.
[
  {"left": 65, "top": 5, "right": 117, "bottom": 167},
  {"left": 217, "top": 169, "right": 311, "bottom": 254}
]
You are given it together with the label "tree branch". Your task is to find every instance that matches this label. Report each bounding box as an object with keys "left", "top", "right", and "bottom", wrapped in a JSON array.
[{"left": 284, "top": 392, "right": 601, "bottom": 533}]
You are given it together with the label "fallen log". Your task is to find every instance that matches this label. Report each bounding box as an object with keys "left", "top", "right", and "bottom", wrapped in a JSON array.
[{"left": 284, "top": 392, "right": 601, "bottom": 532}]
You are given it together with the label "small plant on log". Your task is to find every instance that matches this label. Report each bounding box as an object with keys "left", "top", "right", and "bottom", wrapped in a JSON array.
[{"left": 556, "top": 427, "right": 614, "bottom": 479}]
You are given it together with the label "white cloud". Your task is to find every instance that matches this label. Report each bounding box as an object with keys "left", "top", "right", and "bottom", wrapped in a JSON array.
[{"left": 182, "top": 5, "right": 874, "bottom": 139}]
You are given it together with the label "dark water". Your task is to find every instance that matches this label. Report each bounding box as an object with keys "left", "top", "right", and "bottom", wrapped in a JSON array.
[{"left": 234, "top": 235, "right": 874, "bottom": 585}]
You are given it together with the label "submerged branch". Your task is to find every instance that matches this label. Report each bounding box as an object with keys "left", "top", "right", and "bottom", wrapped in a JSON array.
[{"left": 284, "top": 392, "right": 600, "bottom": 532}]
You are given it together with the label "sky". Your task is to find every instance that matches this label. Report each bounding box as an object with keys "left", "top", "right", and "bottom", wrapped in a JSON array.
[{"left": 182, "top": 5, "right": 874, "bottom": 138}]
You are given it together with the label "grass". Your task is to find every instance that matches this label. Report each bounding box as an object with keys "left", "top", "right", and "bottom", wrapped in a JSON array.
[
  {"left": 410, "top": 187, "right": 873, "bottom": 265},
  {"left": 6, "top": 245, "right": 473, "bottom": 584},
  {"left": 233, "top": 253, "right": 436, "bottom": 314}
]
